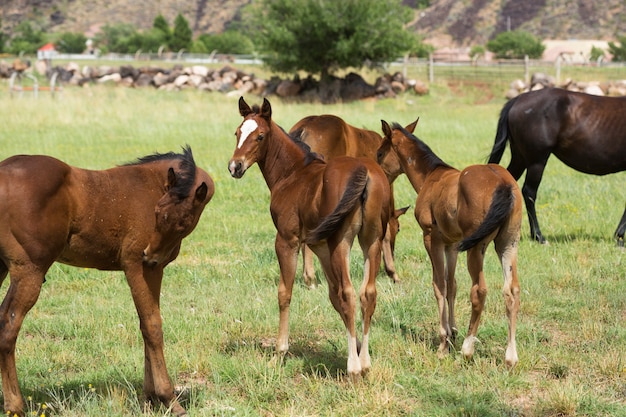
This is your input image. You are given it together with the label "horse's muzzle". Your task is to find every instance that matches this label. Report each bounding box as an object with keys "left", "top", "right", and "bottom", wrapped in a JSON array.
[
  {"left": 142, "top": 248, "right": 159, "bottom": 268},
  {"left": 228, "top": 159, "right": 246, "bottom": 178}
]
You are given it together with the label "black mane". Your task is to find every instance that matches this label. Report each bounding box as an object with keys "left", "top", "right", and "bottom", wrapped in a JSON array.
[
  {"left": 288, "top": 127, "right": 325, "bottom": 165},
  {"left": 391, "top": 123, "right": 451, "bottom": 171},
  {"left": 125, "top": 144, "right": 197, "bottom": 199}
]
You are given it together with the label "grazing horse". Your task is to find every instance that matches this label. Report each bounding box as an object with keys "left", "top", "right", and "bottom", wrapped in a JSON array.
[
  {"left": 489, "top": 87, "right": 626, "bottom": 245},
  {"left": 289, "top": 114, "right": 408, "bottom": 285},
  {"left": 228, "top": 97, "right": 390, "bottom": 379},
  {"left": 377, "top": 120, "right": 522, "bottom": 368},
  {"left": 0, "top": 146, "right": 214, "bottom": 416}
]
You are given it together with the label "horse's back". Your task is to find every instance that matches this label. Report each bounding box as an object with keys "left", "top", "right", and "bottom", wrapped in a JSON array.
[
  {"left": 508, "top": 88, "right": 626, "bottom": 173},
  {"left": 290, "top": 115, "right": 381, "bottom": 160}
]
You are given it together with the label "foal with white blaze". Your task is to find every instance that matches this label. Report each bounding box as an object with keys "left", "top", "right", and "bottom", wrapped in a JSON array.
[{"left": 229, "top": 97, "right": 391, "bottom": 378}]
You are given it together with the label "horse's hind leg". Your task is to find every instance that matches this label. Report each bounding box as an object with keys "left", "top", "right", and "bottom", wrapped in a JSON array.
[
  {"left": 614, "top": 203, "right": 626, "bottom": 247},
  {"left": 319, "top": 240, "right": 360, "bottom": 379},
  {"left": 423, "top": 233, "right": 452, "bottom": 355},
  {"left": 444, "top": 246, "right": 458, "bottom": 341},
  {"left": 358, "top": 232, "right": 383, "bottom": 375},
  {"left": 521, "top": 161, "right": 549, "bottom": 244},
  {"left": 0, "top": 265, "right": 45, "bottom": 416},
  {"left": 461, "top": 245, "right": 488, "bottom": 361},
  {"left": 495, "top": 234, "right": 521, "bottom": 368}
]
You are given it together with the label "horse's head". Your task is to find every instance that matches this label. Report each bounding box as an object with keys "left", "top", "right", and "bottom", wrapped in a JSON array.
[
  {"left": 228, "top": 96, "right": 272, "bottom": 178},
  {"left": 388, "top": 205, "right": 410, "bottom": 251},
  {"left": 142, "top": 166, "right": 214, "bottom": 268},
  {"left": 377, "top": 119, "right": 418, "bottom": 181}
]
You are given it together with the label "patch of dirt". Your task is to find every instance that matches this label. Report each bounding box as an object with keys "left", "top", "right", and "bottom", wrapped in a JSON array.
[{"left": 446, "top": 80, "right": 495, "bottom": 104}]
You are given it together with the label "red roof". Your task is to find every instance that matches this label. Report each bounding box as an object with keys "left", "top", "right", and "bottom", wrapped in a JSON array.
[{"left": 38, "top": 43, "right": 56, "bottom": 51}]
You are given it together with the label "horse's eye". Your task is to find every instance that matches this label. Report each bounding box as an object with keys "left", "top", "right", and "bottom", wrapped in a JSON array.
[{"left": 257, "top": 134, "right": 264, "bottom": 141}]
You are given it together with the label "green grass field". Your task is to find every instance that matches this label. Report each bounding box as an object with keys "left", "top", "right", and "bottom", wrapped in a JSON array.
[{"left": 0, "top": 82, "right": 624, "bottom": 416}]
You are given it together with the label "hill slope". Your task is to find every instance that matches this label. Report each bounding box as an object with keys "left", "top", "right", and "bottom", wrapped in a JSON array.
[{"left": 1, "top": 0, "right": 624, "bottom": 48}]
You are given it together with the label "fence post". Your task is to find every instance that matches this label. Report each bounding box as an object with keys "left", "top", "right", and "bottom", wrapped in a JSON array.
[
  {"left": 429, "top": 54, "right": 434, "bottom": 83},
  {"left": 524, "top": 55, "right": 529, "bottom": 84},
  {"left": 555, "top": 56, "right": 561, "bottom": 85}
]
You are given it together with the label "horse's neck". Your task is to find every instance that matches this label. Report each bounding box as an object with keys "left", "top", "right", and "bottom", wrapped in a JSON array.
[
  {"left": 400, "top": 148, "right": 442, "bottom": 194},
  {"left": 258, "top": 122, "right": 307, "bottom": 189}
]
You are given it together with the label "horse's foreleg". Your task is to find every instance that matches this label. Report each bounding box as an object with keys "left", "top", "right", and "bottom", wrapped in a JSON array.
[
  {"left": 462, "top": 245, "right": 488, "bottom": 361},
  {"left": 423, "top": 233, "right": 450, "bottom": 355},
  {"left": 614, "top": 203, "right": 626, "bottom": 247},
  {"left": 126, "top": 265, "right": 185, "bottom": 416},
  {"left": 382, "top": 225, "right": 400, "bottom": 283},
  {"left": 275, "top": 236, "right": 299, "bottom": 357},
  {"left": 495, "top": 237, "right": 521, "bottom": 368},
  {"left": 444, "top": 246, "right": 459, "bottom": 341},
  {"left": 301, "top": 244, "right": 318, "bottom": 289},
  {"left": 0, "top": 267, "right": 44, "bottom": 417}
]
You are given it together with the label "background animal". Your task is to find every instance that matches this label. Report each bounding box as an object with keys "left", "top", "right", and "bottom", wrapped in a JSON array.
[
  {"left": 0, "top": 146, "right": 214, "bottom": 416},
  {"left": 488, "top": 87, "right": 626, "bottom": 246}
]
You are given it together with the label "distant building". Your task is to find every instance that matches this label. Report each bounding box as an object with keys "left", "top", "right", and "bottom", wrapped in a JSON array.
[{"left": 37, "top": 43, "right": 57, "bottom": 61}]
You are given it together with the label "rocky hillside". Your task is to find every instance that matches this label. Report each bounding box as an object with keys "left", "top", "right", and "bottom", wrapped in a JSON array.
[{"left": 1, "top": 0, "right": 625, "bottom": 48}]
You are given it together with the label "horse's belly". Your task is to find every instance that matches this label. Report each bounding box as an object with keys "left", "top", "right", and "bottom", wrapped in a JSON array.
[
  {"left": 57, "top": 247, "right": 122, "bottom": 270},
  {"left": 554, "top": 151, "right": 625, "bottom": 175}
]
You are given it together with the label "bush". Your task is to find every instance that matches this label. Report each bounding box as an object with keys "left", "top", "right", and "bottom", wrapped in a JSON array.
[
  {"left": 608, "top": 36, "right": 626, "bottom": 61},
  {"left": 197, "top": 31, "right": 254, "bottom": 55},
  {"left": 487, "top": 30, "right": 545, "bottom": 59},
  {"left": 56, "top": 32, "right": 87, "bottom": 53}
]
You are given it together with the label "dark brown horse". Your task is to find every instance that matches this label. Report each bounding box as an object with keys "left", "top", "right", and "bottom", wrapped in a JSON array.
[
  {"left": 489, "top": 87, "right": 626, "bottom": 245},
  {"left": 378, "top": 120, "right": 522, "bottom": 368},
  {"left": 289, "top": 114, "right": 408, "bottom": 286},
  {"left": 229, "top": 97, "right": 391, "bottom": 379},
  {"left": 0, "top": 146, "right": 214, "bottom": 416}
]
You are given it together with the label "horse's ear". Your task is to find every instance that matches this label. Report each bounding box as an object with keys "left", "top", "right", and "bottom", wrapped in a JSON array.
[
  {"left": 260, "top": 98, "right": 272, "bottom": 121},
  {"left": 395, "top": 205, "right": 410, "bottom": 217},
  {"left": 239, "top": 96, "right": 252, "bottom": 117},
  {"left": 194, "top": 182, "right": 209, "bottom": 205},
  {"left": 381, "top": 120, "right": 392, "bottom": 139},
  {"left": 406, "top": 117, "right": 419, "bottom": 133},
  {"left": 166, "top": 167, "right": 177, "bottom": 190}
]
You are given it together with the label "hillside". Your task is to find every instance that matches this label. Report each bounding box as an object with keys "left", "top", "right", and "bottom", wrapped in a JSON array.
[{"left": 1, "top": 0, "right": 625, "bottom": 48}]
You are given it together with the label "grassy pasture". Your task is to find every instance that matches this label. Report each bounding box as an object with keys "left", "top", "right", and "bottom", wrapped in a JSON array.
[{"left": 0, "top": 82, "right": 624, "bottom": 416}]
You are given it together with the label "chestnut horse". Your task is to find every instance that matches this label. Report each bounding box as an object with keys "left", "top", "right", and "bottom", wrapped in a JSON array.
[
  {"left": 378, "top": 120, "right": 522, "bottom": 368},
  {"left": 289, "top": 115, "right": 408, "bottom": 286},
  {"left": 489, "top": 87, "right": 626, "bottom": 245},
  {"left": 228, "top": 97, "right": 390, "bottom": 379},
  {"left": 0, "top": 146, "right": 214, "bottom": 416}
]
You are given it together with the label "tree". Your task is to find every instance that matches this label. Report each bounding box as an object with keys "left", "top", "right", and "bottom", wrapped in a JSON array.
[
  {"left": 197, "top": 30, "right": 254, "bottom": 54},
  {"left": 8, "top": 21, "right": 44, "bottom": 55},
  {"left": 244, "top": 0, "right": 417, "bottom": 80},
  {"left": 486, "top": 30, "right": 545, "bottom": 59},
  {"left": 152, "top": 14, "right": 171, "bottom": 50},
  {"left": 608, "top": 36, "right": 626, "bottom": 61},
  {"left": 56, "top": 32, "right": 87, "bottom": 53},
  {"left": 170, "top": 13, "right": 192, "bottom": 52},
  {"left": 95, "top": 23, "right": 138, "bottom": 53}
]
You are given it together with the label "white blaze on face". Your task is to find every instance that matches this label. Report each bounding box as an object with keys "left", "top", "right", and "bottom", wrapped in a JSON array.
[{"left": 238, "top": 119, "right": 259, "bottom": 149}]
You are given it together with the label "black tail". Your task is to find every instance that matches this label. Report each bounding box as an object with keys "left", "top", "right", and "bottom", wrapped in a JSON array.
[
  {"left": 306, "top": 166, "right": 368, "bottom": 244},
  {"left": 488, "top": 96, "right": 518, "bottom": 164},
  {"left": 458, "top": 184, "right": 515, "bottom": 251}
]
